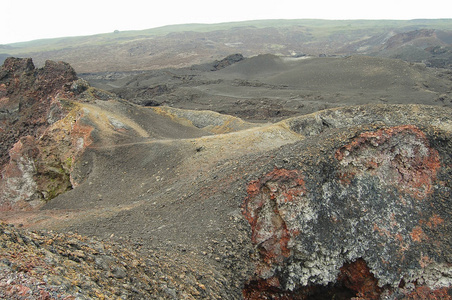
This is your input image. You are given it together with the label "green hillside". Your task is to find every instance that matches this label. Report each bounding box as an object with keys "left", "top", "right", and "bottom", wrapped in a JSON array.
[{"left": 2, "top": 19, "right": 451, "bottom": 72}]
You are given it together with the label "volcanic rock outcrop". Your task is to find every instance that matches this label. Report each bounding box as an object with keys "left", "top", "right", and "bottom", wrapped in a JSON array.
[
  {"left": 242, "top": 106, "right": 452, "bottom": 298},
  {"left": 0, "top": 57, "right": 118, "bottom": 210},
  {"left": 1, "top": 57, "right": 451, "bottom": 299}
]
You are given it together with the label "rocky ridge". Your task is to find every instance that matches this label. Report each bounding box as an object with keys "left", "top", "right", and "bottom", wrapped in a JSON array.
[{"left": 0, "top": 57, "right": 119, "bottom": 210}]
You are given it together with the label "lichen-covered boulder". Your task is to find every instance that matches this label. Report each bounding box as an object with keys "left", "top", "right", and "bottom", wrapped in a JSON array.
[{"left": 242, "top": 105, "right": 452, "bottom": 299}]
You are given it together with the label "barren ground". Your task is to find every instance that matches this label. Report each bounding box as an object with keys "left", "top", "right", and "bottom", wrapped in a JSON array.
[{"left": 1, "top": 54, "right": 452, "bottom": 298}]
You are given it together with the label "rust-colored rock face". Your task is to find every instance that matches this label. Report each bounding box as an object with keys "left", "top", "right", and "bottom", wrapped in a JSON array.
[
  {"left": 242, "top": 122, "right": 451, "bottom": 299},
  {"left": 405, "top": 286, "right": 452, "bottom": 299},
  {"left": 0, "top": 58, "right": 102, "bottom": 210},
  {"left": 335, "top": 125, "right": 441, "bottom": 199},
  {"left": 338, "top": 258, "right": 382, "bottom": 299},
  {"left": 242, "top": 168, "right": 306, "bottom": 284},
  {"left": 0, "top": 137, "right": 39, "bottom": 210},
  {"left": 0, "top": 57, "right": 77, "bottom": 168}
]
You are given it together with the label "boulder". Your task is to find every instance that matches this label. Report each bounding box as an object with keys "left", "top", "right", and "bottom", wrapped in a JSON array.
[{"left": 241, "top": 105, "right": 452, "bottom": 299}]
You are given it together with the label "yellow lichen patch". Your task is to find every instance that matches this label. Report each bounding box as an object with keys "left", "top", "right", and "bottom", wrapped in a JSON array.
[
  {"left": 152, "top": 106, "right": 195, "bottom": 128},
  {"left": 79, "top": 103, "right": 150, "bottom": 138},
  {"left": 152, "top": 106, "right": 258, "bottom": 134}
]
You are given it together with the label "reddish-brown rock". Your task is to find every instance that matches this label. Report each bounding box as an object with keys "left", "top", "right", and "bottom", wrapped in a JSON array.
[
  {"left": 242, "top": 106, "right": 452, "bottom": 299},
  {"left": 0, "top": 58, "right": 112, "bottom": 210}
]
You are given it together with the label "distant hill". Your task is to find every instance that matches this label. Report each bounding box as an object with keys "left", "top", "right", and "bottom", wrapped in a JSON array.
[{"left": 2, "top": 19, "right": 452, "bottom": 73}]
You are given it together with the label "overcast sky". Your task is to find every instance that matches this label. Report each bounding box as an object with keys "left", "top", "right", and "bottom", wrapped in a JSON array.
[{"left": 1, "top": 0, "right": 451, "bottom": 44}]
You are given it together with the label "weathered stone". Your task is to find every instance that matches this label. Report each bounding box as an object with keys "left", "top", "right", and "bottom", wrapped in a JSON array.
[
  {"left": 242, "top": 112, "right": 452, "bottom": 298},
  {"left": 212, "top": 54, "right": 245, "bottom": 71},
  {"left": 0, "top": 58, "right": 112, "bottom": 209}
]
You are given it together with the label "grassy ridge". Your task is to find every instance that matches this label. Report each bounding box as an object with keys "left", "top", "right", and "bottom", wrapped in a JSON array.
[{"left": 4, "top": 19, "right": 452, "bottom": 55}]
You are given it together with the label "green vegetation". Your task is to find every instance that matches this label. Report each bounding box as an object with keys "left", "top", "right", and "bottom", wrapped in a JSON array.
[
  {"left": 4, "top": 19, "right": 452, "bottom": 56},
  {"left": 65, "top": 157, "right": 73, "bottom": 170}
]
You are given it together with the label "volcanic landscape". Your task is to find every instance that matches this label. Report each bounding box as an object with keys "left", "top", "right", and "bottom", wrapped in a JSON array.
[{"left": 1, "top": 19, "right": 452, "bottom": 299}]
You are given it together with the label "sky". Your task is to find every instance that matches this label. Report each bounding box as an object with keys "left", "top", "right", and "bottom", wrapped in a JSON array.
[{"left": 1, "top": 0, "right": 451, "bottom": 44}]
